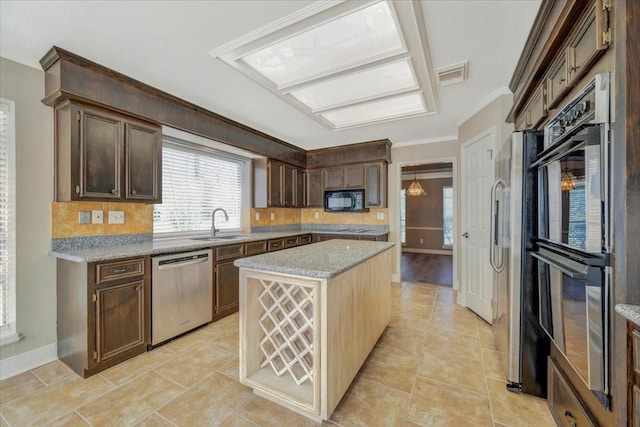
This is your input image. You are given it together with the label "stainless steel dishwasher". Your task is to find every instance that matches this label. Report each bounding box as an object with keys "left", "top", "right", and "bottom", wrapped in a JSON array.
[{"left": 151, "top": 249, "right": 213, "bottom": 345}]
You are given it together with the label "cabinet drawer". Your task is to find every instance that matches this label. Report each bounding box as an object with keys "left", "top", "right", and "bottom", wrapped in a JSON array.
[
  {"left": 96, "top": 258, "right": 145, "bottom": 284},
  {"left": 285, "top": 236, "right": 300, "bottom": 248},
  {"left": 548, "top": 358, "right": 595, "bottom": 427},
  {"left": 215, "top": 244, "right": 244, "bottom": 261},
  {"left": 268, "top": 239, "right": 285, "bottom": 251},
  {"left": 245, "top": 240, "right": 267, "bottom": 256},
  {"left": 300, "top": 234, "right": 312, "bottom": 245}
]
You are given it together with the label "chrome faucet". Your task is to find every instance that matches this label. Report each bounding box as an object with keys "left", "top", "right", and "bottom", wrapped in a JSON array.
[{"left": 211, "top": 208, "right": 229, "bottom": 239}]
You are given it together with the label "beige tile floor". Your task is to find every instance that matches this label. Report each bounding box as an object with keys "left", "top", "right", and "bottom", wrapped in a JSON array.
[{"left": 0, "top": 282, "right": 556, "bottom": 427}]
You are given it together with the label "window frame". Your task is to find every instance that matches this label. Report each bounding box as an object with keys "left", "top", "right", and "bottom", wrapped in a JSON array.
[
  {"left": 153, "top": 136, "right": 250, "bottom": 239},
  {"left": 0, "top": 98, "right": 18, "bottom": 347},
  {"left": 442, "top": 185, "right": 454, "bottom": 249}
]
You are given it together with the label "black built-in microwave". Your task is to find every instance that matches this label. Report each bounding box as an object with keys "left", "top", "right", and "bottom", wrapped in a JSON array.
[{"left": 324, "top": 189, "right": 365, "bottom": 212}]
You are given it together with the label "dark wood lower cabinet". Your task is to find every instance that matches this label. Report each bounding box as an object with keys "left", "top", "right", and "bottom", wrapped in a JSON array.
[
  {"left": 214, "top": 260, "right": 241, "bottom": 320},
  {"left": 92, "top": 280, "right": 145, "bottom": 365},
  {"left": 57, "top": 256, "right": 150, "bottom": 378}
]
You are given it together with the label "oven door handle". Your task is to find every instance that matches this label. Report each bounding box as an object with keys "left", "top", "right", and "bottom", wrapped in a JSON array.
[{"left": 531, "top": 251, "right": 588, "bottom": 279}]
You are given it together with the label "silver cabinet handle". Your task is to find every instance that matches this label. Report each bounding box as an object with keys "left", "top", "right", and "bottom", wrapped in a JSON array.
[
  {"left": 131, "top": 190, "right": 137, "bottom": 195},
  {"left": 111, "top": 189, "right": 117, "bottom": 194}
]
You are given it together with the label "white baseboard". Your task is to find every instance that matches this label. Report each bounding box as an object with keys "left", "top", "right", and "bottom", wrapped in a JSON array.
[
  {"left": 402, "top": 248, "right": 453, "bottom": 255},
  {"left": 0, "top": 343, "right": 58, "bottom": 380}
]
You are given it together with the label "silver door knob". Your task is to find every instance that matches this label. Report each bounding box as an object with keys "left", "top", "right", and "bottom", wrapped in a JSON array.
[{"left": 462, "top": 232, "right": 469, "bottom": 238}]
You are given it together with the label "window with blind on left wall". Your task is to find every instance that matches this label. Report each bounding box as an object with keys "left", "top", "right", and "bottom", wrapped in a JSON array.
[
  {"left": 153, "top": 138, "right": 246, "bottom": 236},
  {"left": 0, "top": 98, "right": 18, "bottom": 347}
]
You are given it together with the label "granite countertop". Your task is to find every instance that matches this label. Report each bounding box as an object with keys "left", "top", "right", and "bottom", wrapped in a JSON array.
[
  {"left": 615, "top": 304, "right": 640, "bottom": 326},
  {"left": 233, "top": 239, "right": 395, "bottom": 279},
  {"left": 50, "top": 228, "right": 390, "bottom": 263}
]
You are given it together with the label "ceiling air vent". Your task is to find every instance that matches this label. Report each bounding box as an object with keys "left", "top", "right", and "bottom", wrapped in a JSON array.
[{"left": 436, "top": 61, "right": 468, "bottom": 86}]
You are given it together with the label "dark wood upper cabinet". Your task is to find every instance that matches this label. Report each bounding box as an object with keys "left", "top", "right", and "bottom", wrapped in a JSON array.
[
  {"left": 254, "top": 158, "right": 306, "bottom": 208},
  {"left": 283, "top": 164, "right": 296, "bottom": 207},
  {"left": 295, "top": 169, "right": 306, "bottom": 208},
  {"left": 125, "top": 122, "right": 162, "bottom": 201},
  {"left": 268, "top": 161, "right": 284, "bottom": 207},
  {"left": 56, "top": 101, "right": 162, "bottom": 203},
  {"left": 77, "top": 105, "right": 122, "bottom": 199},
  {"left": 306, "top": 169, "right": 324, "bottom": 207},
  {"left": 344, "top": 165, "right": 365, "bottom": 188},
  {"left": 365, "top": 163, "right": 387, "bottom": 207},
  {"left": 324, "top": 167, "right": 344, "bottom": 190}
]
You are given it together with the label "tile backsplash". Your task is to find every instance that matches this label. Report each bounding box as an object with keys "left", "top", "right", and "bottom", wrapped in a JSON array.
[
  {"left": 53, "top": 204, "right": 388, "bottom": 238},
  {"left": 51, "top": 201, "right": 154, "bottom": 238}
]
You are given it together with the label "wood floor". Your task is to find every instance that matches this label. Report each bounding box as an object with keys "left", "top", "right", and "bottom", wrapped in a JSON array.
[{"left": 401, "top": 252, "right": 453, "bottom": 286}]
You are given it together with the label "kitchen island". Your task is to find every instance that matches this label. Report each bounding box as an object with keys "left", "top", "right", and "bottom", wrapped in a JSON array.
[{"left": 234, "top": 239, "right": 394, "bottom": 421}]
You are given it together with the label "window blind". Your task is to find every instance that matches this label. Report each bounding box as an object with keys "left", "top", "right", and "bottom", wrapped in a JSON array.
[
  {"left": 153, "top": 141, "right": 244, "bottom": 235},
  {"left": 0, "top": 99, "right": 16, "bottom": 337}
]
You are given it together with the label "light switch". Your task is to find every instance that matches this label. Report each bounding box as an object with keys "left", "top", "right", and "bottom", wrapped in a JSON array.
[
  {"left": 255, "top": 212, "right": 260, "bottom": 221},
  {"left": 108, "top": 211, "right": 125, "bottom": 224},
  {"left": 92, "top": 210, "right": 103, "bottom": 224},
  {"left": 377, "top": 212, "right": 385, "bottom": 220},
  {"left": 270, "top": 212, "right": 275, "bottom": 221},
  {"left": 314, "top": 211, "right": 320, "bottom": 219},
  {"left": 78, "top": 211, "right": 91, "bottom": 224}
]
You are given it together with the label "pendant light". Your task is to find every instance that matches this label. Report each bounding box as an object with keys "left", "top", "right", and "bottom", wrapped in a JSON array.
[
  {"left": 561, "top": 161, "right": 576, "bottom": 191},
  {"left": 406, "top": 172, "right": 427, "bottom": 196}
]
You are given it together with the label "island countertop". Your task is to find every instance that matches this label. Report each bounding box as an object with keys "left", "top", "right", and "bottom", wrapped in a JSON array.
[{"left": 233, "top": 239, "right": 395, "bottom": 279}]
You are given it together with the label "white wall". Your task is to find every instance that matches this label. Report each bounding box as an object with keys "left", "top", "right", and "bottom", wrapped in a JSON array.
[{"left": 0, "top": 57, "right": 57, "bottom": 365}]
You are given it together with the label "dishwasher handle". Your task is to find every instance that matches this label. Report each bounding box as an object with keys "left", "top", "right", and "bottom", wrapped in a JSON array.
[{"left": 157, "top": 253, "right": 210, "bottom": 270}]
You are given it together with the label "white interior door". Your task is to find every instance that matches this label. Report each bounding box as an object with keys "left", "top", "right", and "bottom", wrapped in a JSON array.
[{"left": 461, "top": 130, "right": 495, "bottom": 322}]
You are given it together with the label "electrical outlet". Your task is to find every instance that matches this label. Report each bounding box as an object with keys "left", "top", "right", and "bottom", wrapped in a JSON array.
[
  {"left": 108, "top": 210, "right": 125, "bottom": 224},
  {"left": 420, "top": 238, "right": 424, "bottom": 244},
  {"left": 78, "top": 211, "right": 91, "bottom": 224},
  {"left": 377, "top": 212, "right": 385, "bottom": 220},
  {"left": 314, "top": 211, "right": 320, "bottom": 219},
  {"left": 92, "top": 210, "right": 103, "bottom": 224},
  {"left": 270, "top": 212, "right": 275, "bottom": 221},
  {"left": 255, "top": 212, "right": 260, "bottom": 221}
]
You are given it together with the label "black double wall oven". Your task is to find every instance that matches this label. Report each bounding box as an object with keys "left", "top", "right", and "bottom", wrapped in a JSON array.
[{"left": 532, "top": 73, "right": 611, "bottom": 407}]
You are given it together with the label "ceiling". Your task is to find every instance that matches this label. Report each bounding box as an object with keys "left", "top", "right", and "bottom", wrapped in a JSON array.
[{"left": 0, "top": 0, "right": 541, "bottom": 151}]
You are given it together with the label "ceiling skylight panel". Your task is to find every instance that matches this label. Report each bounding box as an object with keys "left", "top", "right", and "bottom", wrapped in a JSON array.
[
  {"left": 320, "top": 92, "right": 426, "bottom": 128},
  {"left": 241, "top": 1, "right": 405, "bottom": 87},
  {"left": 289, "top": 60, "right": 417, "bottom": 111}
]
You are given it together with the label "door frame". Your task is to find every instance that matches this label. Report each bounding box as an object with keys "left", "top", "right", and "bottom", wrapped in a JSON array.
[
  {"left": 459, "top": 126, "right": 497, "bottom": 308},
  {"left": 394, "top": 156, "right": 458, "bottom": 292}
]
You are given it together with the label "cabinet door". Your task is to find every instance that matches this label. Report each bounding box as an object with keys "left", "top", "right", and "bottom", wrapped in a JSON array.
[
  {"left": 93, "top": 280, "right": 145, "bottom": 365},
  {"left": 77, "top": 106, "right": 122, "bottom": 199},
  {"left": 125, "top": 121, "right": 162, "bottom": 202},
  {"left": 282, "top": 164, "right": 296, "bottom": 207},
  {"left": 295, "top": 169, "right": 306, "bottom": 207},
  {"left": 344, "top": 165, "right": 365, "bottom": 188},
  {"left": 267, "top": 161, "right": 284, "bottom": 207},
  {"left": 365, "top": 163, "right": 387, "bottom": 207},
  {"left": 214, "top": 261, "right": 239, "bottom": 318},
  {"left": 324, "top": 167, "right": 344, "bottom": 190},
  {"left": 306, "top": 169, "right": 324, "bottom": 207},
  {"left": 567, "top": 3, "right": 608, "bottom": 85}
]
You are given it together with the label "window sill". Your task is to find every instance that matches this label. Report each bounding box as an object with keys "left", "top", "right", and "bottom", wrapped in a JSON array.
[{"left": 0, "top": 332, "right": 22, "bottom": 348}]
